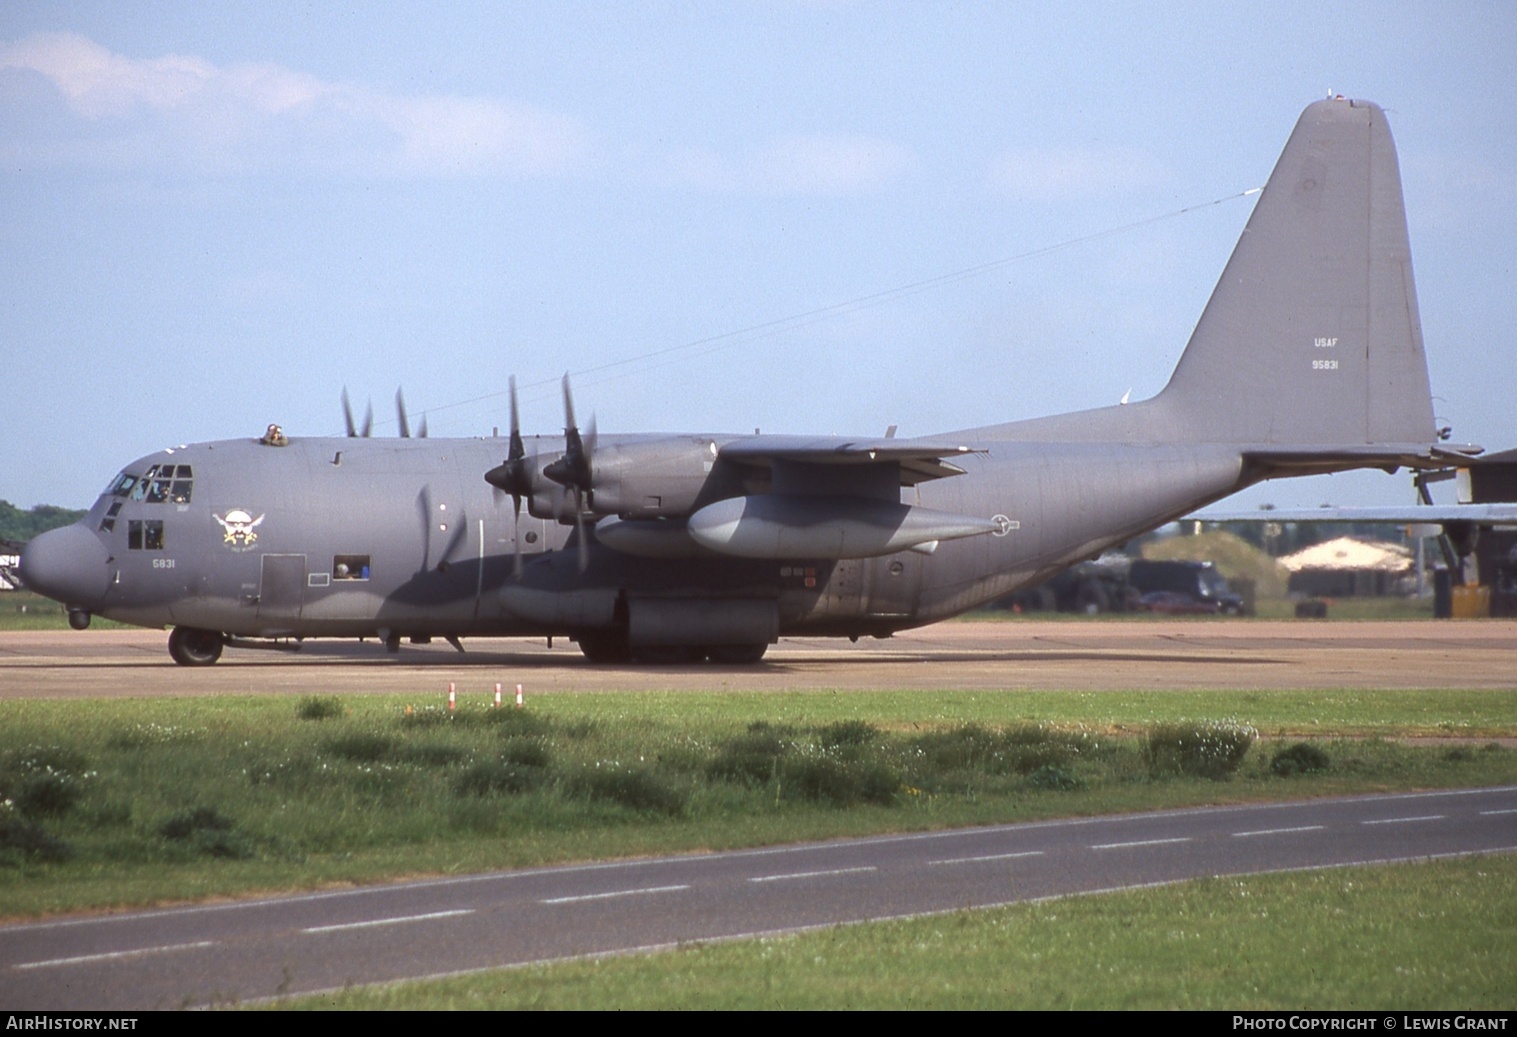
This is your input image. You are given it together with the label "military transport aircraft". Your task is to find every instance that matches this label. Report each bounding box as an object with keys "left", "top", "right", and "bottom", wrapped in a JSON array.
[{"left": 20, "top": 97, "right": 1478, "bottom": 665}]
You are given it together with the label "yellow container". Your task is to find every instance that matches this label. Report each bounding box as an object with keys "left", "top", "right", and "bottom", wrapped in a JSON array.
[{"left": 1451, "top": 585, "right": 1491, "bottom": 619}]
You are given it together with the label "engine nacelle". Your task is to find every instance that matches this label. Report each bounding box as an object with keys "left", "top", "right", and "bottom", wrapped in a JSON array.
[{"left": 527, "top": 436, "right": 721, "bottom": 523}]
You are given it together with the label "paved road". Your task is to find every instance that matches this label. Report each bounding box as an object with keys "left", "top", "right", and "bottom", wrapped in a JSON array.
[
  {"left": 2, "top": 620, "right": 1515, "bottom": 697},
  {"left": 3, "top": 786, "right": 1514, "bottom": 1009}
]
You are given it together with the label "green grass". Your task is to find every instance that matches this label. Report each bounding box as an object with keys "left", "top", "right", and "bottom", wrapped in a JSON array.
[
  {"left": 1251, "top": 596, "right": 1438, "bottom": 620},
  {"left": 2, "top": 688, "right": 1514, "bottom": 919},
  {"left": 274, "top": 854, "right": 1517, "bottom": 1009},
  {"left": 0, "top": 592, "right": 131, "bottom": 631}
]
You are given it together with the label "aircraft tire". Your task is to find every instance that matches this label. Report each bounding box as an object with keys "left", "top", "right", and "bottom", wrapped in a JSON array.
[
  {"left": 704, "top": 643, "right": 768, "bottom": 665},
  {"left": 168, "top": 627, "right": 224, "bottom": 666},
  {"left": 576, "top": 630, "right": 631, "bottom": 664}
]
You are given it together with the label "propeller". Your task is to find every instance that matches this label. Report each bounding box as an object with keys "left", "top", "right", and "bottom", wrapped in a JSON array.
[
  {"left": 484, "top": 376, "right": 535, "bottom": 576},
  {"left": 394, "top": 388, "right": 429, "bottom": 438},
  {"left": 341, "top": 388, "right": 374, "bottom": 438},
  {"left": 541, "top": 374, "right": 596, "bottom": 573},
  {"left": 416, "top": 485, "right": 468, "bottom": 573}
]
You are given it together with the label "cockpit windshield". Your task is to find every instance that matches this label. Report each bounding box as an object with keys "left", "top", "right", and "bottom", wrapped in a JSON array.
[
  {"left": 123, "top": 464, "right": 193, "bottom": 504},
  {"left": 105, "top": 472, "right": 139, "bottom": 498}
]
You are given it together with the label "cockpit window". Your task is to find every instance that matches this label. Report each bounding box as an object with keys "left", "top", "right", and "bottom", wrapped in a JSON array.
[
  {"left": 106, "top": 472, "right": 139, "bottom": 498},
  {"left": 128, "top": 464, "right": 193, "bottom": 504}
]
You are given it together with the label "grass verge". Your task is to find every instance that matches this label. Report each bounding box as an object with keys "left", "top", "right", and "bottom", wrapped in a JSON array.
[{"left": 1, "top": 687, "right": 1513, "bottom": 919}]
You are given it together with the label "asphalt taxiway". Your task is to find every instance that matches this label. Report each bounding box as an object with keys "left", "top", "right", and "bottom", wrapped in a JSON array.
[
  {"left": 2, "top": 786, "right": 1514, "bottom": 1009},
  {"left": 1, "top": 619, "right": 1515, "bottom": 698}
]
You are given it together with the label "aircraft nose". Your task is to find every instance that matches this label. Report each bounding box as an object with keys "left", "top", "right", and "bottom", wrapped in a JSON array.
[{"left": 19, "top": 523, "right": 111, "bottom": 608}]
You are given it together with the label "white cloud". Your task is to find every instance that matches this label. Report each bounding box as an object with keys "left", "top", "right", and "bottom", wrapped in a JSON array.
[
  {"left": 753, "top": 134, "right": 912, "bottom": 194},
  {"left": 0, "top": 32, "right": 589, "bottom": 178},
  {"left": 987, "top": 145, "right": 1169, "bottom": 201},
  {"left": 661, "top": 133, "right": 912, "bottom": 196}
]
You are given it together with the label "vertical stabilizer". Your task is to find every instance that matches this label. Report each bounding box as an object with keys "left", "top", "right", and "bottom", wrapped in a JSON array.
[{"left": 1159, "top": 97, "right": 1434, "bottom": 445}]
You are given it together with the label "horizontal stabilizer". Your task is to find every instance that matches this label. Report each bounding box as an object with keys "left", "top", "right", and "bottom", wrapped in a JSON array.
[{"left": 1190, "top": 503, "right": 1517, "bottom": 526}]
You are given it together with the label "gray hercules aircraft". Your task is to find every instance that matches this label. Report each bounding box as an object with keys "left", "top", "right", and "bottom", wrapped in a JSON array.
[{"left": 20, "top": 97, "right": 1478, "bottom": 665}]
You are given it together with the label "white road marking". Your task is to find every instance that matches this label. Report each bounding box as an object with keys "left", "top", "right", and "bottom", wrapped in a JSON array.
[
  {"left": 748, "top": 866, "right": 878, "bottom": 883},
  {"left": 540, "top": 885, "right": 690, "bottom": 905},
  {"left": 929, "top": 851, "right": 1045, "bottom": 865},
  {"left": 1361, "top": 815, "right": 1445, "bottom": 826},
  {"left": 15, "top": 940, "right": 217, "bottom": 970},
  {"left": 1091, "top": 837, "right": 1191, "bottom": 850},
  {"left": 1480, "top": 808, "right": 1517, "bottom": 816},
  {"left": 1232, "top": 825, "right": 1326, "bottom": 838},
  {"left": 302, "top": 909, "right": 475, "bottom": 933}
]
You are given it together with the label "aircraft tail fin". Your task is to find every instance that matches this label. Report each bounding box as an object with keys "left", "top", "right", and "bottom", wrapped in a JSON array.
[
  {"left": 1156, "top": 97, "right": 1435, "bottom": 446},
  {"left": 985, "top": 98, "right": 1438, "bottom": 453}
]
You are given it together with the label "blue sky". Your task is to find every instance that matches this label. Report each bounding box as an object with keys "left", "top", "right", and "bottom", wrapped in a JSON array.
[{"left": 3, "top": 2, "right": 1513, "bottom": 512}]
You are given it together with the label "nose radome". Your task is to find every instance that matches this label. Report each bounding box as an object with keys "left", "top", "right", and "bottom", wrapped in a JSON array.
[{"left": 19, "top": 523, "right": 111, "bottom": 609}]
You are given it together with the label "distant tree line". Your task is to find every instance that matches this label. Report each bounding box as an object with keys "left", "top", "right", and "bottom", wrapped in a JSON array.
[{"left": 0, "top": 500, "right": 86, "bottom": 544}]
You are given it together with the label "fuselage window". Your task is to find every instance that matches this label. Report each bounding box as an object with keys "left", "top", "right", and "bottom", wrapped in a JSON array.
[
  {"left": 333, "top": 554, "right": 371, "bottom": 580},
  {"left": 127, "top": 520, "right": 165, "bottom": 551}
]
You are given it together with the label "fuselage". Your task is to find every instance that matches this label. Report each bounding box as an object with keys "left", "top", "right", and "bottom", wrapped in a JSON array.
[
  {"left": 17, "top": 98, "right": 1449, "bottom": 664},
  {"left": 23, "top": 428, "right": 1250, "bottom": 648}
]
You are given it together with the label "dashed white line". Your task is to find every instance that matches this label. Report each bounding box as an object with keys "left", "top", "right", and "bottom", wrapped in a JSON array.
[
  {"left": 14, "top": 940, "right": 217, "bottom": 970},
  {"left": 748, "top": 866, "right": 878, "bottom": 883},
  {"left": 1232, "top": 825, "right": 1326, "bottom": 838},
  {"left": 1480, "top": 808, "right": 1517, "bottom": 816},
  {"left": 303, "top": 909, "right": 475, "bottom": 934},
  {"left": 1091, "top": 837, "right": 1192, "bottom": 850},
  {"left": 540, "top": 884, "right": 690, "bottom": 905},
  {"left": 1361, "top": 815, "right": 1445, "bottom": 826},
  {"left": 929, "top": 851, "right": 1045, "bottom": 865}
]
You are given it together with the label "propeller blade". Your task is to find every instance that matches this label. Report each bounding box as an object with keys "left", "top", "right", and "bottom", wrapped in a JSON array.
[
  {"left": 561, "top": 372, "right": 576, "bottom": 434},
  {"left": 509, "top": 375, "right": 525, "bottom": 464},
  {"left": 575, "top": 492, "right": 589, "bottom": 574},
  {"left": 361, "top": 401, "right": 374, "bottom": 439},
  {"left": 511, "top": 502, "right": 523, "bottom": 579},
  {"left": 438, "top": 509, "right": 467, "bottom": 568},
  {"left": 342, "top": 388, "right": 358, "bottom": 438},
  {"left": 396, "top": 388, "right": 411, "bottom": 439},
  {"left": 418, "top": 413, "right": 428, "bottom": 439},
  {"left": 416, "top": 486, "right": 433, "bottom": 571},
  {"left": 543, "top": 373, "right": 593, "bottom": 496}
]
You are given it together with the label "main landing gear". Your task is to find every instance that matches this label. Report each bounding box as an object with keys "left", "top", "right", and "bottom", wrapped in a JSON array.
[
  {"left": 167, "top": 626, "right": 225, "bottom": 666},
  {"left": 573, "top": 630, "right": 768, "bottom": 665}
]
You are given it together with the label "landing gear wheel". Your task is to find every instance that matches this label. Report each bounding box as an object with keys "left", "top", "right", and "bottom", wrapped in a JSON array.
[
  {"left": 704, "top": 643, "right": 769, "bottom": 665},
  {"left": 168, "top": 627, "right": 224, "bottom": 666},
  {"left": 575, "top": 629, "right": 631, "bottom": 664}
]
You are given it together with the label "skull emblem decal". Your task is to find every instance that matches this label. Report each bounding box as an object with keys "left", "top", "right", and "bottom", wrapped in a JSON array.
[{"left": 214, "top": 508, "right": 265, "bottom": 551}]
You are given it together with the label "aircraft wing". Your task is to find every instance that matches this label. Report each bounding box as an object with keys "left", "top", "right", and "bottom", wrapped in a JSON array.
[
  {"left": 718, "top": 435, "right": 982, "bottom": 485},
  {"left": 1188, "top": 504, "right": 1517, "bottom": 525}
]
